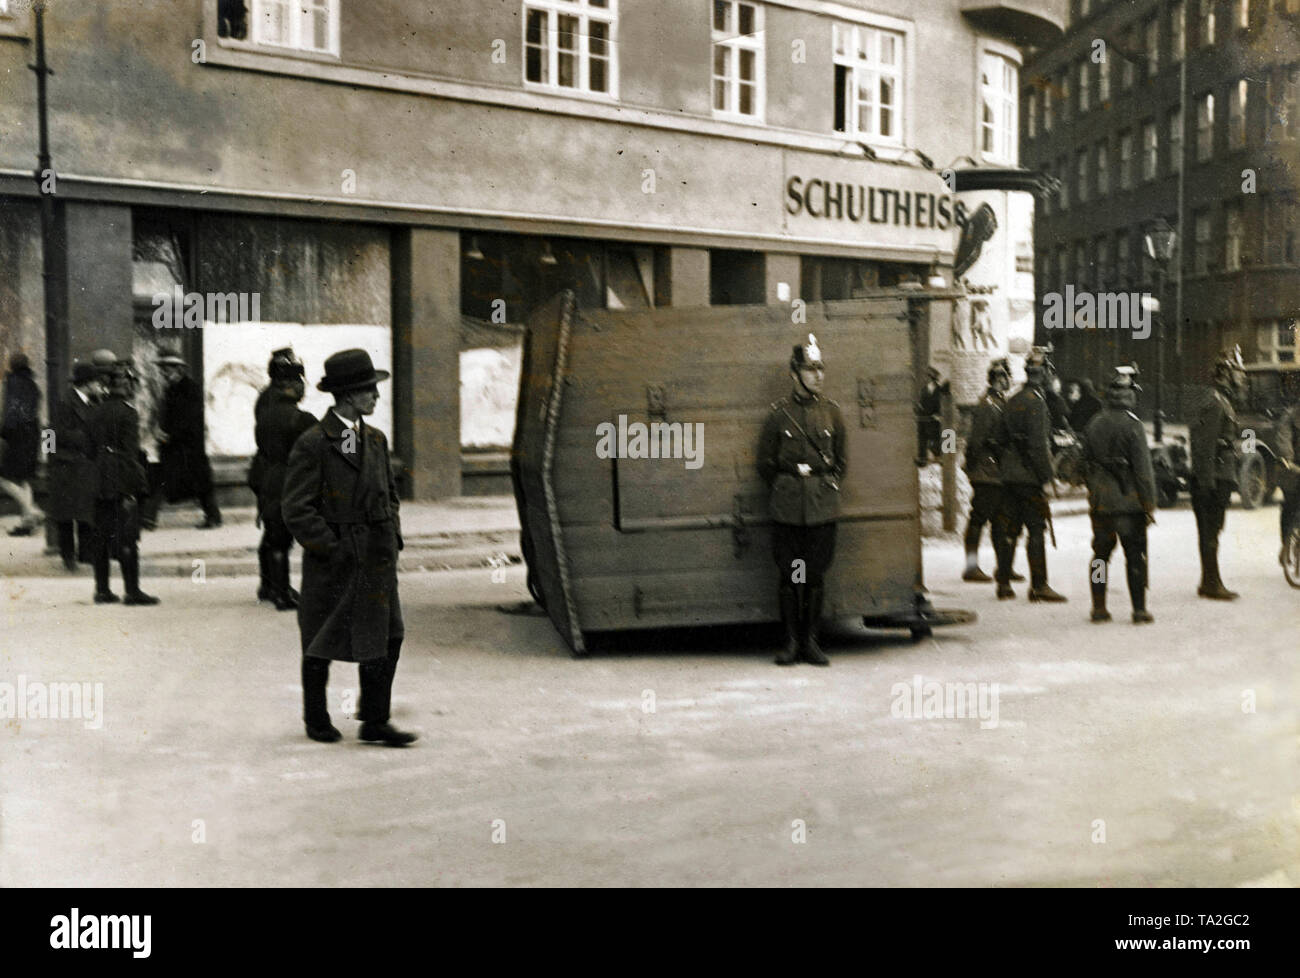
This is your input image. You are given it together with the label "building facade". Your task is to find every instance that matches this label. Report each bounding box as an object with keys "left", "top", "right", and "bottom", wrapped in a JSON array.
[
  {"left": 0, "top": 0, "right": 1063, "bottom": 498},
  {"left": 1025, "top": 0, "right": 1300, "bottom": 420}
]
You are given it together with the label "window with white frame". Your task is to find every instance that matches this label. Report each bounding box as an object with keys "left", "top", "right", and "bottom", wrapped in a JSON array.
[
  {"left": 1078, "top": 59, "right": 1090, "bottom": 112},
  {"left": 1237, "top": 0, "right": 1249, "bottom": 30},
  {"left": 981, "top": 52, "right": 1017, "bottom": 161},
  {"left": 525, "top": 0, "right": 617, "bottom": 96},
  {"left": 1099, "top": 53, "right": 1111, "bottom": 101},
  {"left": 1044, "top": 80, "right": 1054, "bottom": 131},
  {"left": 1169, "top": 105, "right": 1183, "bottom": 172},
  {"left": 252, "top": 0, "right": 338, "bottom": 54},
  {"left": 1119, "top": 130, "right": 1134, "bottom": 189},
  {"left": 1197, "top": 92, "right": 1215, "bottom": 160},
  {"left": 714, "top": 2, "right": 763, "bottom": 119},
  {"left": 1225, "top": 204, "right": 1243, "bottom": 271},
  {"left": 1142, "top": 120, "right": 1158, "bottom": 180},
  {"left": 1144, "top": 17, "right": 1159, "bottom": 77},
  {"left": 1229, "top": 79, "right": 1248, "bottom": 148},
  {"left": 0, "top": 0, "right": 10, "bottom": 16},
  {"left": 834, "top": 22, "right": 903, "bottom": 141},
  {"left": 1171, "top": 2, "right": 1185, "bottom": 62},
  {"left": 1199, "top": 0, "right": 1215, "bottom": 47},
  {"left": 1121, "top": 31, "right": 1135, "bottom": 89},
  {"left": 1096, "top": 140, "right": 1109, "bottom": 194},
  {"left": 1258, "top": 320, "right": 1297, "bottom": 363}
]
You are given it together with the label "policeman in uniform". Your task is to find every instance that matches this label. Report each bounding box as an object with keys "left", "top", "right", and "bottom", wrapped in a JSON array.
[
  {"left": 1081, "top": 366, "right": 1157, "bottom": 624},
  {"left": 90, "top": 354, "right": 159, "bottom": 606},
  {"left": 1189, "top": 348, "right": 1246, "bottom": 600},
  {"left": 251, "top": 348, "right": 315, "bottom": 610},
  {"left": 1276, "top": 396, "right": 1300, "bottom": 562},
  {"left": 962, "top": 357, "right": 1023, "bottom": 583},
  {"left": 757, "top": 334, "right": 847, "bottom": 666},
  {"left": 992, "top": 348, "right": 1067, "bottom": 602}
]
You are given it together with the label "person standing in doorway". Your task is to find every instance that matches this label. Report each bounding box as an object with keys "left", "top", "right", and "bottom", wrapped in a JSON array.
[{"left": 157, "top": 353, "right": 223, "bottom": 529}]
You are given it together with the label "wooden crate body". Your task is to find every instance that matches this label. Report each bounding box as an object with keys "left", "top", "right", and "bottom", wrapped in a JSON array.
[{"left": 513, "top": 291, "right": 928, "bottom": 653}]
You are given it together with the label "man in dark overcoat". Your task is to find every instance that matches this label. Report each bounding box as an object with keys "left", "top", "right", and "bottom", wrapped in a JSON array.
[
  {"left": 90, "top": 357, "right": 158, "bottom": 606},
  {"left": 0, "top": 352, "right": 43, "bottom": 535},
  {"left": 282, "top": 349, "right": 414, "bottom": 746},
  {"left": 961, "top": 357, "right": 1020, "bottom": 582},
  {"left": 758, "top": 334, "right": 847, "bottom": 667},
  {"left": 157, "top": 353, "right": 223, "bottom": 529},
  {"left": 252, "top": 348, "right": 315, "bottom": 610},
  {"left": 1189, "top": 347, "right": 1245, "bottom": 600},
  {"left": 47, "top": 361, "right": 103, "bottom": 571},
  {"left": 991, "top": 348, "right": 1068, "bottom": 603},
  {"left": 1082, "top": 366, "right": 1157, "bottom": 624}
]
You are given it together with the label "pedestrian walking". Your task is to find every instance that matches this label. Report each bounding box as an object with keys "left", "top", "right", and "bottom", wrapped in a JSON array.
[
  {"left": 1081, "top": 366, "right": 1157, "bottom": 624},
  {"left": 47, "top": 360, "right": 103, "bottom": 571},
  {"left": 0, "top": 352, "right": 43, "bottom": 536},
  {"left": 251, "top": 348, "right": 315, "bottom": 610},
  {"left": 156, "top": 353, "right": 223, "bottom": 529},
  {"left": 1189, "top": 348, "right": 1246, "bottom": 600},
  {"left": 991, "top": 348, "right": 1067, "bottom": 603},
  {"left": 282, "top": 349, "right": 414, "bottom": 746},
  {"left": 757, "top": 333, "right": 847, "bottom": 666},
  {"left": 915, "top": 366, "right": 945, "bottom": 464},
  {"left": 90, "top": 355, "right": 158, "bottom": 605},
  {"left": 961, "top": 357, "right": 1023, "bottom": 583}
]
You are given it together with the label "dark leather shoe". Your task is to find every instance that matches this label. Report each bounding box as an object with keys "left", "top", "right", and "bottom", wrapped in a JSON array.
[
  {"left": 123, "top": 590, "right": 160, "bottom": 606},
  {"left": 273, "top": 592, "right": 298, "bottom": 612},
  {"left": 196, "top": 517, "right": 222, "bottom": 529},
  {"left": 358, "top": 722, "right": 418, "bottom": 746},
  {"left": 962, "top": 567, "right": 992, "bottom": 582},
  {"left": 1028, "top": 586, "right": 1068, "bottom": 603},
  {"left": 257, "top": 584, "right": 274, "bottom": 601},
  {"left": 996, "top": 584, "right": 1015, "bottom": 600},
  {"left": 1009, "top": 570, "right": 1026, "bottom": 582},
  {"left": 93, "top": 590, "right": 120, "bottom": 604},
  {"left": 801, "top": 640, "right": 830, "bottom": 666},
  {"left": 1090, "top": 609, "right": 1112, "bottom": 623},
  {"left": 775, "top": 640, "right": 799, "bottom": 666},
  {"left": 306, "top": 722, "right": 342, "bottom": 743},
  {"left": 1197, "top": 583, "right": 1238, "bottom": 600},
  {"left": 1132, "top": 610, "right": 1155, "bottom": 624},
  {"left": 63, "top": 555, "right": 78, "bottom": 572}
]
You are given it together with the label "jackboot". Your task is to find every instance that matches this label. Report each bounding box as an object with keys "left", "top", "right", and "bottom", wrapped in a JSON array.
[
  {"left": 1127, "top": 562, "right": 1152, "bottom": 622},
  {"left": 801, "top": 586, "right": 830, "bottom": 666},
  {"left": 961, "top": 548, "right": 991, "bottom": 582},
  {"left": 992, "top": 530, "right": 1016, "bottom": 599},
  {"left": 1089, "top": 578, "right": 1111, "bottom": 622},
  {"left": 775, "top": 586, "right": 800, "bottom": 666},
  {"left": 257, "top": 542, "right": 274, "bottom": 601},
  {"left": 1026, "top": 536, "right": 1067, "bottom": 603},
  {"left": 121, "top": 544, "right": 159, "bottom": 605},
  {"left": 92, "top": 544, "right": 117, "bottom": 603},
  {"left": 271, "top": 550, "right": 297, "bottom": 611},
  {"left": 1197, "top": 548, "right": 1238, "bottom": 600}
]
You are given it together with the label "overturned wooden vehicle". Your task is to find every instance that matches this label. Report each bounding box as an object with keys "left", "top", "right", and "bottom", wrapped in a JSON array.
[{"left": 512, "top": 289, "right": 974, "bottom": 655}]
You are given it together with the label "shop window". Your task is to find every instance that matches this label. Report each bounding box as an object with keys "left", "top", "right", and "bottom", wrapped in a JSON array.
[
  {"left": 249, "top": 0, "right": 337, "bottom": 55},
  {"left": 800, "top": 256, "right": 879, "bottom": 301},
  {"left": 979, "top": 52, "right": 1017, "bottom": 162},
  {"left": 525, "top": 0, "right": 616, "bottom": 96},
  {"left": 833, "top": 22, "right": 902, "bottom": 141},
  {"left": 713, "top": 1, "right": 763, "bottom": 119},
  {"left": 709, "top": 250, "right": 764, "bottom": 305}
]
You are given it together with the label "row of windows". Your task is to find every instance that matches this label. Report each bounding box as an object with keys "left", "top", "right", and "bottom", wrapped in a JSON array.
[
  {"left": 211, "top": 1, "right": 1019, "bottom": 162},
  {"left": 1027, "top": 0, "right": 1274, "bottom": 138},
  {"left": 1039, "top": 196, "right": 1300, "bottom": 296}
]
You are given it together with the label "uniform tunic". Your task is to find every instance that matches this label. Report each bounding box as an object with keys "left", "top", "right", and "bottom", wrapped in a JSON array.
[
  {"left": 991, "top": 384, "right": 1055, "bottom": 586},
  {"left": 1082, "top": 404, "right": 1156, "bottom": 585},
  {"left": 963, "top": 389, "right": 1006, "bottom": 541},
  {"left": 1188, "top": 387, "right": 1239, "bottom": 557}
]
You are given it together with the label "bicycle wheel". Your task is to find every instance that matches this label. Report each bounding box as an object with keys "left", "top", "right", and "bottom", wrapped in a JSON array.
[{"left": 1285, "top": 527, "right": 1300, "bottom": 589}]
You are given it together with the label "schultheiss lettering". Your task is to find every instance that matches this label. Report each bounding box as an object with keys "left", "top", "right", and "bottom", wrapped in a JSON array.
[{"left": 785, "top": 176, "right": 965, "bottom": 231}]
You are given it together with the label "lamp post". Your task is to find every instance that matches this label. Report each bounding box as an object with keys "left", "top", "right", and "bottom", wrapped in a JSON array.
[{"left": 1144, "top": 218, "right": 1178, "bottom": 444}]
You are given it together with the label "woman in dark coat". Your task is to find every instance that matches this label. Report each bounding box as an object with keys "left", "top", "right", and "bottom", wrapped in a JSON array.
[
  {"left": 0, "top": 352, "right": 42, "bottom": 534},
  {"left": 157, "top": 354, "right": 223, "bottom": 528}
]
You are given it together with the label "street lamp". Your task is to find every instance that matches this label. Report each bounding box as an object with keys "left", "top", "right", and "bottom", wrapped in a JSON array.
[{"left": 1144, "top": 218, "right": 1178, "bottom": 444}]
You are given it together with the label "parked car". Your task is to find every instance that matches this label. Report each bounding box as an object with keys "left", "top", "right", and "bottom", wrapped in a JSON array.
[
  {"left": 1236, "top": 363, "right": 1300, "bottom": 509},
  {"left": 1150, "top": 435, "right": 1191, "bottom": 509}
]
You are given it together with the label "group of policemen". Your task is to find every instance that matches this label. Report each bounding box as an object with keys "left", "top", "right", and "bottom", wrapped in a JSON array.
[{"left": 962, "top": 345, "right": 1264, "bottom": 623}]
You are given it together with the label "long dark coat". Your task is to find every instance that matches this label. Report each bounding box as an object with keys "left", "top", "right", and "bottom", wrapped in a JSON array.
[
  {"left": 1082, "top": 404, "right": 1157, "bottom": 515},
  {"left": 963, "top": 389, "right": 1006, "bottom": 485},
  {"left": 995, "top": 385, "right": 1055, "bottom": 487},
  {"left": 282, "top": 411, "right": 404, "bottom": 663},
  {"left": 159, "top": 374, "right": 214, "bottom": 502},
  {"left": 252, "top": 388, "right": 316, "bottom": 523},
  {"left": 757, "top": 391, "right": 847, "bottom": 526},
  {"left": 46, "top": 389, "right": 99, "bottom": 523},
  {"left": 0, "top": 365, "right": 40, "bottom": 481},
  {"left": 91, "top": 395, "right": 147, "bottom": 549},
  {"left": 1189, "top": 387, "right": 1239, "bottom": 490}
]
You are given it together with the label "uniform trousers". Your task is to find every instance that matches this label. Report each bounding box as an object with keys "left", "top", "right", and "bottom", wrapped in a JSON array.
[
  {"left": 993, "top": 484, "right": 1049, "bottom": 587},
  {"left": 1281, "top": 489, "right": 1300, "bottom": 548},
  {"left": 963, "top": 484, "right": 1001, "bottom": 551},
  {"left": 1090, "top": 512, "right": 1148, "bottom": 606},
  {"left": 771, "top": 522, "right": 838, "bottom": 587}
]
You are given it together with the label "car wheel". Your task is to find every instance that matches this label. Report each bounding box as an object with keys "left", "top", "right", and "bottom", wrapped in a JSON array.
[
  {"left": 1285, "top": 527, "right": 1300, "bottom": 589},
  {"left": 1238, "top": 454, "right": 1267, "bottom": 510}
]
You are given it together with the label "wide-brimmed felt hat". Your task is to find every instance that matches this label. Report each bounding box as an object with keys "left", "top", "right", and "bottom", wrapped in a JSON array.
[
  {"left": 71, "top": 362, "right": 98, "bottom": 385},
  {"left": 156, "top": 353, "right": 187, "bottom": 367},
  {"left": 317, "top": 349, "right": 389, "bottom": 393}
]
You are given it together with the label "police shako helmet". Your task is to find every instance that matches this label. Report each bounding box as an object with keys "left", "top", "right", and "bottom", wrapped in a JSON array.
[
  {"left": 1213, "top": 345, "right": 1246, "bottom": 381},
  {"left": 1024, "top": 346, "right": 1054, "bottom": 381},
  {"left": 790, "top": 333, "right": 824, "bottom": 372},
  {"left": 268, "top": 346, "right": 305, "bottom": 382}
]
